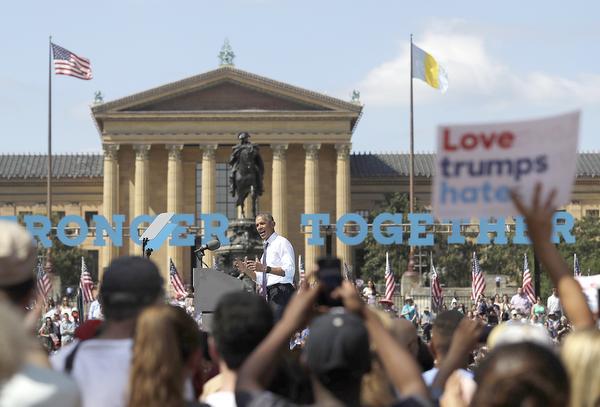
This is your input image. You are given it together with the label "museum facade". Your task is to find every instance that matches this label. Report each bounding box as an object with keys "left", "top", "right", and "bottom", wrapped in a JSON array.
[{"left": 1, "top": 65, "right": 599, "bottom": 285}]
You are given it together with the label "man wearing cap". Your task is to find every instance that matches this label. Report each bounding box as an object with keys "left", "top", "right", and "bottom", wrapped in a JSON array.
[
  {"left": 51, "top": 256, "right": 164, "bottom": 407},
  {"left": 236, "top": 213, "right": 295, "bottom": 320},
  {"left": 236, "top": 280, "right": 429, "bottom": 406},
  {"left": 0, "top": 220, "right": 81, "bottom": 407}
]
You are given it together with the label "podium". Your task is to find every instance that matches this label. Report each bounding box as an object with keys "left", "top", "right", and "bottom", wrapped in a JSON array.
[{"left": 193, "top": 267, "right": 246, "bottom": 331}]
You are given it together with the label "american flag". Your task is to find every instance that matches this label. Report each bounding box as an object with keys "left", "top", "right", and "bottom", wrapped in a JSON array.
[
  {"left": 471, "top": 252, "right": 486, "bottom": 301},
  {"left": 574, "top": 253, "right": 581, "bottom": 277},
  {"left": 430, "top": 254, "right": 443, "bottom": 310},
  {"left": 383, "top": 252, "right": 395, "bottom": 302},
  {"left": 36, "top": 260, "right": 52, "bottom": 301},
  {"left": 51, "top": 43, "right": 92, "bottom": 80},
  {"left": 522, "top": 253, "right": 536, "bottom": 304},
  {"left": 80, "top": 257, "right": 94, "bottom": 303},
  {"left": 169, "top": 258, "right": 187, "bottom": 300}
]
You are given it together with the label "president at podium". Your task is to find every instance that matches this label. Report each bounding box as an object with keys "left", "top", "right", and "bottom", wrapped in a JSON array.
[{"left": 234, "top": 213, "right": 295, "bottom": 319}]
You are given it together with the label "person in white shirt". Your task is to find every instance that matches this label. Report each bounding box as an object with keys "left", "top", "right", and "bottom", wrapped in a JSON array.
[
  {"left": 87, "top": 286, "right": 103, "bottom": 320},
  {"left": 51, "top": 256, "right": 165, "bottom": 407},
  {"left": 235, "top": 213, "right": 295, "bottom": 320},
  {"left": 546, "top": 287, "right": 562, "bottom": 318}
]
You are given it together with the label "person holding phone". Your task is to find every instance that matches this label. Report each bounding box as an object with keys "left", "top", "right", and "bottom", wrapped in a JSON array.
[{"left": 235, "top": 213, "right": 295, "bottom": 320}]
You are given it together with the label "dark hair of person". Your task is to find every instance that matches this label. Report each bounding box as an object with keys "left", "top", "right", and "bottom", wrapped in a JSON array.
[
  {"left": 211, "top": 291, "right": 274, "bottom": 370},
  {"left": 416, "top": 337, "right": 435, "bottom": 372},
  {"left": 432, "top": 310, "right": 464, "bottom": 355},
  {"left": 473, "top": 342, "right": 569, "bottom": 407},
  {"left": 128, "top": 305, "right": 203, "bottom": 407},
  {"left": 0, "top": 277, "right": 35, "bottom": 305}
]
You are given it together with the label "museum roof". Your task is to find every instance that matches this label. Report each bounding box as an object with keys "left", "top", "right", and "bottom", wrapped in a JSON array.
[
  {"left": 350, "top": 152, "right": 600, "bottom": 179},
  {"left": 0, "top": 152, "right": 599, "bottom": 179},
  {"left": 0, "top": 154, "right": 103, "bottom": 179}
]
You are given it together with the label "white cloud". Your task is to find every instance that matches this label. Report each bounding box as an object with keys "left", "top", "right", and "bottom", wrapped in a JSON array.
[{"left": 356, "top": 21, "right": 600, "bottom": 109}]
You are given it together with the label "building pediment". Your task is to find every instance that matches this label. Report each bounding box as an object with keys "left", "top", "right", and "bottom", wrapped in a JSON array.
[{"left": 92, "top": 66, "right": 361, "bottom": 115}]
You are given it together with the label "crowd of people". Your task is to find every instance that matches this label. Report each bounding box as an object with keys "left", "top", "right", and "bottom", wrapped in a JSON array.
[{"left": 0, "top": 185, "right": 598, "bottom": 407}]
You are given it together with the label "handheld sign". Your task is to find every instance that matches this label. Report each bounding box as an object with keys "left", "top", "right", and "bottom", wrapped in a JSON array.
[{"left": 433, "top": 111, "right": 580, "bottom": 219}]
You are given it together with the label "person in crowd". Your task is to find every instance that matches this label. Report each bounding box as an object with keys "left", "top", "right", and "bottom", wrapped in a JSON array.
[
  {"left": 531, "top": 296, "right": 546, "bottom": 322},
  {"left": 71, "top": 308, "right": 81, "bottom": 327},
  {"left": 450, "top": 297, "right": 458, "bottom": 311},
  {"left": 546, "top": 287, "right": 562, "bottom": 318},
  {"left": 52, "top": 256, "right": 165, "bottom": 407},
  {"left": 510, "top": 287, "right": 532, "bottom": 316},
  {"left": 493, "top": 293, "right": 501, "bottom": 308},
  {"left": 128, "top": 305, "right": 207, "bottom": 407},
  {"left": 422, "top": 310, "right": 472, "bottom": 388},
  {"left": 60, "top": 312, "right": 77, "bottom": 345},
  {"left": 0, "top": 220, "right": 81, "bottom": 406},
  {"left": 400, "top": 296, "right": 418, "bottom": 325},
  {"left": 235, "top": 213, "right": 295, "bottom": 320},
  {"left": 87, "top": 285, "right": 102, "bottom": 320},
  {"left": 420, "top": 308, "right": 433, "bottom": 341},
  {"left": 561, "top": 329, "right": 600, "bottom": 407},
  {"left": 60, "top": 296, "right": 72, "bottom": 315},
  {"left": 472, "top": 342, "right": 569, "bottom": 406},
  {"left": 476, "top": 295, "right": 487, "bottom": 315},
  {"left": 545, "top": 312, "right": 560, "bottom": 338},
  {"left": 39, "top": 316, "right": 61, "bottom": 353},
  {"left": 236, "top": 280, "right": 430, "bottom": 406},
  {"left": 362, "top": 280, "right": 377, "bottom": 305},
  {"left": 466, "top": 310, "right": 475, "bottom": 320},
  {"left": 201, "top": 291, "right": 274, "bottom": 406},
  {"left": 457, "top": 303, "right": 466, "bottom": 314},
  {"left": 511, "top": 184, "right": 594, "bottom": 330},
  {"left": 500, "top": 293, "right": 511, "bottom": 321}
]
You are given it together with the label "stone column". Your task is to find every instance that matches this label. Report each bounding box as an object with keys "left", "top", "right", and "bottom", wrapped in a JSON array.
[
  {"left": 166, "top": 144, "right": 183, "bottom": 282},
  {"left": 335, "top": 143, "right": 352, "bottom": 268},
  {"left": 100, "top": 144, "right": 119, "bottom": 275},
  {"left": 303, "top": 144, "right": 321, "bottom": 277},
  {"left": 271, "top": 144, "right": 288, "bottom": 237},
  {"left": 200, "top": 144, "right": 218, "bottom": 267},
  {"left": 132, "top": 144, "right": 151, "bottom": 255}
]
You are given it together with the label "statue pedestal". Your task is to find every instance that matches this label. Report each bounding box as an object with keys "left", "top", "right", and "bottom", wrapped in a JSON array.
[{"left": 213, "top": 218, "right": 263, "bottom": 282}]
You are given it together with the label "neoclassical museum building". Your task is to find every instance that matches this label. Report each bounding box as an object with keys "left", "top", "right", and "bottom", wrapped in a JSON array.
[{"left": 1, "top": 61, "right": 599, "bottom": 285}]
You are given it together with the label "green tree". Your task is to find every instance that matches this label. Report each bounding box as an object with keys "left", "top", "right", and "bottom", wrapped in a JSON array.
[
  {"left": 35, "top": 214, "right": 95, "bottom": 294},
  {"left": 359, "top": 193, "right": 417, "bottom": 283},
  {"left": 558, "top": 215, "right": 600, "bottom": 275}
]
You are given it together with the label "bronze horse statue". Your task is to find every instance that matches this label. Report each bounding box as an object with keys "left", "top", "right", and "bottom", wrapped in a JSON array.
[{"left": 229, "top": 132, "right": 264, "bottom": 218}]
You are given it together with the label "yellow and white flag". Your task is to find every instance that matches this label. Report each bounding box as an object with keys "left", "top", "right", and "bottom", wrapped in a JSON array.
[{"left": 412, "top": 44, "right": 448, "bottom": 93}]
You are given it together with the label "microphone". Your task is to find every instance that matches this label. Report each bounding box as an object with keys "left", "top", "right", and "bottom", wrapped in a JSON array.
[{"left": 194, "top": 239, "right": 221, "bottom": 253}]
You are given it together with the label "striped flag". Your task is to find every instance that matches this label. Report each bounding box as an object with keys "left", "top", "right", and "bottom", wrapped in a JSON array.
[
  {"left": 574, "top": 253, "right": 581, "bottom": 277},
  {"left": 169, "top": 258, "right": 187, "bottom": 300},
  {"left": 383, "top": 252, "right": 396, "bottom": 302},
  {"left": 36, "top": 260, "right": 52, "bottom": 301},
  {"left": 51, "top": 43, "right": 92, "bottom": 80},
  {"left": 80, "top": 256, "right": 94, "bottom": 303},
  {"left": 522, "top": 253, "right": 536, "bottom": 304},
  {"left": 430, "top": 254, "right": 443, "bottom": 310},
  {"left": 471, "top": 252, "right": 486, "bottom": 301}
]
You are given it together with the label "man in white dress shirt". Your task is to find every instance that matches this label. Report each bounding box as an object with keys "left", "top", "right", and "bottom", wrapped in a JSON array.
[{"left": 236, "top": 213, "right": 295, "bottom": 320}]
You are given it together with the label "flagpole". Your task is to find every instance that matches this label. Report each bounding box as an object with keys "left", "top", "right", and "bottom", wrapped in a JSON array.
[
  {"left": 407, "top": 34, "right": 416, "bottom": 277},
  {"left": 47, "top": 36, "right": 53, "bottom": 220}
]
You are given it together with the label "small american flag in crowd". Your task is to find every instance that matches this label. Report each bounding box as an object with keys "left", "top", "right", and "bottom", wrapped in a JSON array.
[
  {"left": 383, "top": 252, "right": 395, "bottom": 302},
  {"left": 574, "top": 253, "right": 581, "bottom": 277},
  {"left": 36, "top": 260, "right": 52, "bottom": 301},
  {"left": 471, "top": 252, "right": 486, "bottom": 301},
  {"left": 51, "top": 43, "right": 92, "bottom": 80},
  {"left": 522, "top": 253, "right": 536, "bottom": 304},
  {"left": 80, "top": 257, "right": 94, "bottom": 303},
  {"left": 169, "top": 258, "right": 187, "bottom": 300},
  {"left": 430, "top": 255, "right": 443, "bottom": 310}
]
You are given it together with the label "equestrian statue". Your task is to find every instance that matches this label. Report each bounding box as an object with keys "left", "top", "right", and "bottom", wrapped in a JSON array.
[{"left": 228, "top": 132, "right": 264, "bottom": 218}]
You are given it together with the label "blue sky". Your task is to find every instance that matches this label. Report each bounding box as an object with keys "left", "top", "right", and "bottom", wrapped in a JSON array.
[{"left": 2, "top": 1, "right": 599, "bottom": 154}]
